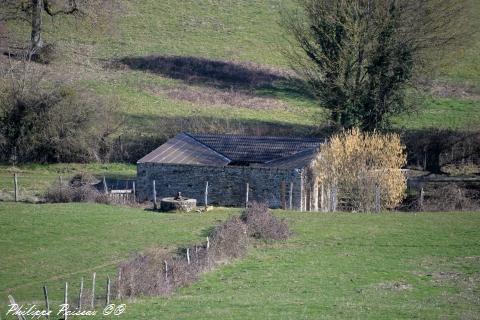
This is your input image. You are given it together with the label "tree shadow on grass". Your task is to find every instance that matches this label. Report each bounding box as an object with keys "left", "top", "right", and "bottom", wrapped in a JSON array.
[{"left": 110, "top": 55, "right": 313, "bottom": 101}]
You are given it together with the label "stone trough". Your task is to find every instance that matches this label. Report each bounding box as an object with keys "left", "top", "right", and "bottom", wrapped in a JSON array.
[{"left": 160, "top": 192, "right": 197, "bottom": 212}]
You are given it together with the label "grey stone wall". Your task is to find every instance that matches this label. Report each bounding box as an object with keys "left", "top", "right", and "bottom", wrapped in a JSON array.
[{"left": 136, "top": 163, "right": 305, "bottom": 209}]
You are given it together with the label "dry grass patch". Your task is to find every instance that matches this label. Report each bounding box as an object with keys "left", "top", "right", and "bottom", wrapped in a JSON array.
[
  {"left": 161, "top": 86, "right": 289, "bottom": 111},
  {"left": 374, "top": 281, "right": 413, "bottom": 291},
  {"left": 429, "top": 82, "right": 480, "bottom": 100},
  {"left": 412, "top": 255, "right": 480, "bottom": 310}
]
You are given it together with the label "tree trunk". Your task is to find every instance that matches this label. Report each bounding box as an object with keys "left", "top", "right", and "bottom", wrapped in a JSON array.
[
  {"left": 425, "top": 147, "right": 443, "bottom": 174},
  {"left": 31, "top": 0, "right": 43, "bottom": 52}
]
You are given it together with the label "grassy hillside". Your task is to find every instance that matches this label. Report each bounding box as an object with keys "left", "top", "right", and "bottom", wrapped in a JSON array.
[
  {"left": 3, "top": 0, "right": 480, "bottom": 136},
  {"left": 1, "top": 203, "right": 479, "bottom": 319}
]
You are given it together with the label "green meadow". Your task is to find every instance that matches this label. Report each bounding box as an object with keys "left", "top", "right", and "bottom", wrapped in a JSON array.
[
  {"left": 3, "top": 0, "right": 480, "bottom": 133},
  {"left": 1, "top": 203, "right": 479, "bottom": 319}
]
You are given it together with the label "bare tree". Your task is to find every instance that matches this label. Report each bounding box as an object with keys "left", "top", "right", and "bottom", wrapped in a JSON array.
[
  {"left": 0, "top": 0, "right": 115, "bottom": 55},
  {"left": 282, "top": 0, "right": 477, "bottom": 131},
  {"left": 0, "top": 55, "right": 123, "bottom": 162}
]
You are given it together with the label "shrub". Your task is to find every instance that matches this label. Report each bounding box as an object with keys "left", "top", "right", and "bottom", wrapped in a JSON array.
[
  {"left": 316, "top": 128, "right": 407, "bottom": 212},
  {"left": 116, "top": 246, "right": 211, "bottom": 298},
  {"left": 241, "top": 202, "right": 290, "bottom": 240},
  {"left": 72, "top": 185, "right": 101, "bottom": 203},
  {"left": 44, "top": 175, "right": 110, "bottom": 204},
  {"left": 31, "top": 43, "right": 58, "bottom": 64},
  {"left": 72, "top": 288, "right": 93, "bottom": 309},
  {"left": 115, "top": 212, "right": 291, "bottom": 298},
  {"left": 0, "top": 65, "right": 122, "bottom": 163},
  {"left": 422, "top": 184, "right": 479, "bottom": 212},
  {"left": 209, "top": 217, "right": 248, "bottom": 261},
  {"left": 44, "top": 182, "right": 74, "bottom": 203},
  {"left": 69, "top": 173, "right": 99, "bottom": 188},
  {"left": 117, "top": 248, "right": 173, "bottom": 297}
]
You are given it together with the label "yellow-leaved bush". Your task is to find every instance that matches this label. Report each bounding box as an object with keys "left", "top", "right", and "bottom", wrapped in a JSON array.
[{"left": 316, "top": 128, "right": 407, "bottom": 211}]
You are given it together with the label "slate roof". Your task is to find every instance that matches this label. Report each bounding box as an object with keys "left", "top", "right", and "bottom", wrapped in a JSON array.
[
  {"left": 138, "top": 132, "right": 322, "bottom": 169},
  {"left": 137, "top": 133, "right": 230, "bottom": 166}
]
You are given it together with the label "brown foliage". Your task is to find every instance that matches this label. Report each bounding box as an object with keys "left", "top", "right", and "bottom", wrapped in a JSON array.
[
  {"left": 422, "top": 184, "right": 479, "bottom": 212},
  {"left": 115, "top": 204, "right": 290, "bottom": 298},
  {"left": 209, "top": 217, "right": 248, "bottom": 260},
  {"left": 115, "top": 217, "right": 248, "bottom": 298},
  {"left": 116, "top": 245, "right": 217, "bottom": 298},
  {"left": 316, "top": 128, "right": 407, "bottom": 211},
  {"left": 44, "top": 175, "right": 110, "bottom": 204},
  {"left": 162, "top": 86, "right": 288, "bottom": 111},
  {"left": 0, "top": 61, "right": 123, "bottom": 163},
  {"left": 241, "top": 202, "right": 290, "bottom": 240},
  {"left": 116, "top": 248, "right": 173, "bottom": 297}
]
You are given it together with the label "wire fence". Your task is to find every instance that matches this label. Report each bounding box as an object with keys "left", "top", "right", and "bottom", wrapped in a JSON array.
[{"left": 0, "top": 173, "right": 136, "bottom": 204}]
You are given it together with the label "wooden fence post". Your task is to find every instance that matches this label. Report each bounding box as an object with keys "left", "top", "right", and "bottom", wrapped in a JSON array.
[
  {"left": 117, "top": 268, "right": 122, "bottom": 300},
  {"left": 320, "top": 183, "right": 325, "bottom": 212},
  {"left": 8, "top": 295, "right": 25, "bottom": 320},
  {"left": 423, "top": 150, "right": 427, "bottom": 171},
  {"left": 331, "top": 184, "right": 338, "bottom": 212},
  {"left": 300, "top": 176, "right": 304, "bottom": 212},
  {"left": 206, "top": 236, "right": 210, "bottom": 250},
  {"left": 304, "top": 192, "right": 308, "bottom": 212},
  {"left": 245, "top": 183, "right": 249, "bottom": 207},
  {"left": 307, "top": 185, "right": 311, "bottom": 212},
  {"left": 186, "top": 248, "right": 190, "bottom": 265},
  {"left": 13, "top": 173, "right": 18, "bottom": 202},
  {"left": 164, "top": 260, "right": 168, "bottom": 282},
  {"left": 91, "top": 272, "right": 96, "bottom": 309},
  {"left": 419, "top": 187, "right": 424, "bottom": 211},
  {"left": 106, "top": 276, "right": 111, "bottom": 306},
  {"left": 43, "top": 285, "right": 50, "bottom": 319},
  {"left": 64, "top": 282, "right": 68, "bottom": 320},
  {"left": 326, "top": 185, "right": 331, "bottom": 212},
  {"left": 374, "top": 184, "right": 381, "bottom": 213},
  {"left": 152, "top": 180, "right": 157, "bottom": 210},
  {"left": 289, "top": 182, "right": 293, "bottom": 210},
  {"left": 204, "top": 181, "right": 209, "bottom": 208},
  {"left": 103, "top": 176, "right": 108, "bottom": 194},
  {"left": 78, "top": 277, "right": 84, "bottom": 311},
  {"left": 132, "top": 181, "right": 136, "bottom": 202},
  {"left": 313, "top": 182, "right": 319, "bottom": 212}
]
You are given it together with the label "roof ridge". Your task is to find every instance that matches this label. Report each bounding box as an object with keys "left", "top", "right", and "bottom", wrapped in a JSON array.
[
  {"left": 263, "top": 147, "right": 318, "bottom": 164},
  {"left": 183, "top": 132, "right": 232, "bottom": 163},
  {"left": 189, "top": 132, "right": 322, "bottom": 142}
]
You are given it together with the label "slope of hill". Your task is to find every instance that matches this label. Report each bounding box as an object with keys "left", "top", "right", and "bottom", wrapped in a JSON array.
[{"left": 2, "top": 0, "right": 479, "bottom": 140}]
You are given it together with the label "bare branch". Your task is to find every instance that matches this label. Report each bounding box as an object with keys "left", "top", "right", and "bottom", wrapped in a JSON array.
[{"left": 42, "top": 0, "right": 80, "bottom": 16}]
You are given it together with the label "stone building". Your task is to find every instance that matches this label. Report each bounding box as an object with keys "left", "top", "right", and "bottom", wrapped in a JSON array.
[{"left": 136, "top": 132, "right": 322, "bottom": 210}]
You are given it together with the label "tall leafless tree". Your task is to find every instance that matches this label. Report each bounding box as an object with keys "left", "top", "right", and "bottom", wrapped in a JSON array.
[{"left": 0, "top": 0, "right": 115, "bottom": 54}]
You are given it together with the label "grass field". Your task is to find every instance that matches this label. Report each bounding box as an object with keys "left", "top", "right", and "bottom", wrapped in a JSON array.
[
  {"left": 1, "top": 202, "right": 479, "bottom": 319},
  {"left": 3, "top": 0, "right": 480, "bottom": 134},
  {"left": 0, "top": 163, "right": 136, "bottom": 200}
]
